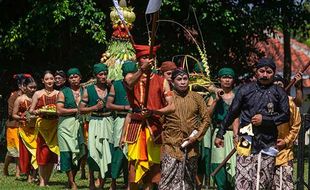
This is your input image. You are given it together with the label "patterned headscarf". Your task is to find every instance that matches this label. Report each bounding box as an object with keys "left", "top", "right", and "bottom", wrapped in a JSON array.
[{"left": 172, "top": 68, "right": 189, "bottom": 80}]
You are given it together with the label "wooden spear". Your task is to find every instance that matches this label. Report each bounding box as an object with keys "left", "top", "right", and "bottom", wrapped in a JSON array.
[{"left": 143, "top": 11, "right": 159, "bottom": 107}]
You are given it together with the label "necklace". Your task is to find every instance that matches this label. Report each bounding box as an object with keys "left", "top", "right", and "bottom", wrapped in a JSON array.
[{"left": 44, "top": 89, "right": 53, "bottom": 95}]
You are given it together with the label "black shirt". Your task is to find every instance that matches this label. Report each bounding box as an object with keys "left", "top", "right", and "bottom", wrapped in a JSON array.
[{"left": 216, "top": 81, "right": 290, "bottom": 152}]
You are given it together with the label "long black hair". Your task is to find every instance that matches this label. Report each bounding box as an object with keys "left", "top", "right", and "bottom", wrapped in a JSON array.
[{"left": 23, "top": 77, "right": 36, "bottom": 87}]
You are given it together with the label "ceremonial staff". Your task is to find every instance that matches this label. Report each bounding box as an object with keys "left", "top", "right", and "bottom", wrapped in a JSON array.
[
  {"left": 112, "top": 0, "right": 135, "bottom": 45},
  {"left": 144, "top": 0, "right": 161, "bottom": 107},
  {"left": 285, "top": 60, "right": 310, "bottom": 91}
]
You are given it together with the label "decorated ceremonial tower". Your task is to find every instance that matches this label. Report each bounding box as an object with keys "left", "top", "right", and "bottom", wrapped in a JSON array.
[{"left": 101, "top": 0, "right": 136, "bottom": 80}]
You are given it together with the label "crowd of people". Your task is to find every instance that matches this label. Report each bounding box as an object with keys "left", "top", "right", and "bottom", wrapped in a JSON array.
[{"left": 2, "top": 43, "right": 305, "bottom": 190}]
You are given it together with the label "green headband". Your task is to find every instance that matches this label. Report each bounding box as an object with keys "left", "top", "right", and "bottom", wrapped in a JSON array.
[
  {"left": 122, "top": 61, "right": 138, "bottom": 76},
  {"left": 93, "top": 63, "right": 108, "bottom": 75},
  {"left": 67, "top": 68, "right": 81, "bottom": 77},
  {"left": 218, "top": 68, "right": 235, "bottom": 78}
]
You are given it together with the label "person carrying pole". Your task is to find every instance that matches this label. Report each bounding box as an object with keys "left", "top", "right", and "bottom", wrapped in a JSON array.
[{"left": 123, "top": 44, "right": 175, "bottom": 190}]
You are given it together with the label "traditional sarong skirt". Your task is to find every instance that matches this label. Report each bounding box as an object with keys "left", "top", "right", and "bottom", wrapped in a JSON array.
[
  {"left": 6, "top": 127, "right": 19, "bottom": 157},
  {"left": 58, "top": 116, "right": 85, "bottom": 172},
  {"left": 111, "top": 116, "right": 128, "bottom": 179},
  {"left": 272, "top": 160, "right": 294, "bottom": 190},
  {"left": 159, "top": 153, "right": 198, "bottom": 190},
  {"left": 87, "top": 116, "right": 113, "bottom": 178},
  {"left": 19, "top": 121, "right": 38, "bottom": 173},
  {"left": 35, "top": 117, "right": 59, "bottom": 165},
  {"left": 211, "top": 129, "right": 236, "bottom": 178},
  {"left": 236, "top": 153, "right": 275, "bottom": 190},
  {"left": 128, "top": 127, "right": 161, "bottom": 183}
]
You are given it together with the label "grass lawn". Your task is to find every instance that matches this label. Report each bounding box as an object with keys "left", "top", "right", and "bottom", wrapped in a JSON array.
[
  {"left": 294, "top": 160, "right": 309, "bottom": 190},
  {"left": 0, "top": 144, "right": 309, "bottom": 190},
  {"left": 1, "top": 161, "right": 308, "bottom": 190},
  {"left": 0, "top": 163, "right": 126, "bottom": 190}
]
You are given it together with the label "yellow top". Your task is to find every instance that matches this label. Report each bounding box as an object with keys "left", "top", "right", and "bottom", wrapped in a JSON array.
[{"left": 276, "top": 96, "right": 301, "bottom": 166}]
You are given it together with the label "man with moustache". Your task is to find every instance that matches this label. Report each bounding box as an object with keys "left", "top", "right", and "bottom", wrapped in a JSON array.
[{"left": 214, "top": 58, "right": 290, "bottom": 189}]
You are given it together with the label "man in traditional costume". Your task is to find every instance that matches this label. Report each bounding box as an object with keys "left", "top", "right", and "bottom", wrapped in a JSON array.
[
  {"left": 56, "top": 68, "right": 85, "bottom": 190},
  {"left": 79, "top": 63, "right": 113, "bottom": 190},
  {"left": 214, "top": 58, "right": 290, "bottom": 190},
  {"left": 272, "top": 75, "right": 301, "bottom": 190},
  {"left": 159, "top": 68, "right": 210, "bottom": 190},
  {"left": 54, "top": 70, "right": 67, "bottom": 90},
  {"left": 123, "top": 44, "right": 175, "bottom": 190},
  {"left": 54, "top": 70, "right": 67, "bottom": 171},
  {"left": 208, "top": 68, "right": 238, "bottom": 190},
  {"left": 12, "top": 77, "right": 38, "bottom": 182},
  {"left": 106, "top": 61, "right": 137, "bottom": 190}
]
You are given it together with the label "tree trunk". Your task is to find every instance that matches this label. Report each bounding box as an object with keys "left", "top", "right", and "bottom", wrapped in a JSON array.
[
  {"left": 283, "top": 27, "right": 291, "bottom": 88},
  {"left": 282, "top": 5, "right": 291, "bottom": 94}
]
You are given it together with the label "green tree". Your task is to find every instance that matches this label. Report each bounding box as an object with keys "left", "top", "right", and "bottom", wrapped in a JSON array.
[
  {"left": 0, "top": 0, "right": 109, "bottom": 77},
  {"left": 0, "top": 0, "right": 309, "bottom": 97}
]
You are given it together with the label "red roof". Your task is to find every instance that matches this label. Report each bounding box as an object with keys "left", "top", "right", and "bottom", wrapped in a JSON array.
[{"left": 255, "top": 31, "right": 310, "bottom": 87}]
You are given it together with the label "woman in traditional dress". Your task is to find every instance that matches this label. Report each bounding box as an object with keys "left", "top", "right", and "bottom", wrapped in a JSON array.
[
  {"left": 3, "top": 74, "right": 28, "bottom": 177},
  {"left": 29, "top": 70, "right": 59, "bottom": 186},
  {"left": 56, "top": 68, "right": 85, "bottom": 190},
  {"left": 12, "top": 77, "right": 38, "bottom": 182}
]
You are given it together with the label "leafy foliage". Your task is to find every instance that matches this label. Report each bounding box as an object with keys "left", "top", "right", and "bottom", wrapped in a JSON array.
[
  {"left": 2, "top": 0, "right": 106, "bottom": 50},
  {"left": 0, "top": 0, "right": 309, "bottom": 94}
]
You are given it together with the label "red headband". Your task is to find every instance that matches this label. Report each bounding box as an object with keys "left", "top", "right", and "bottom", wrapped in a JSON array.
[{"left": 134, "top": 44, "right": 160, "bottom": 59}]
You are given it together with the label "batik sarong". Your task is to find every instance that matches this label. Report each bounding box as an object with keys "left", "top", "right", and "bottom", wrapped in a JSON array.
[
  {"left": 236, "top": 153, "right": 275, "bottom": 190},
  {"left": 159, "top": 153, "right": 198, "bottom": 190},
  {"left": 272, "top": 160, "right": 293, "bottom": 190}
]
